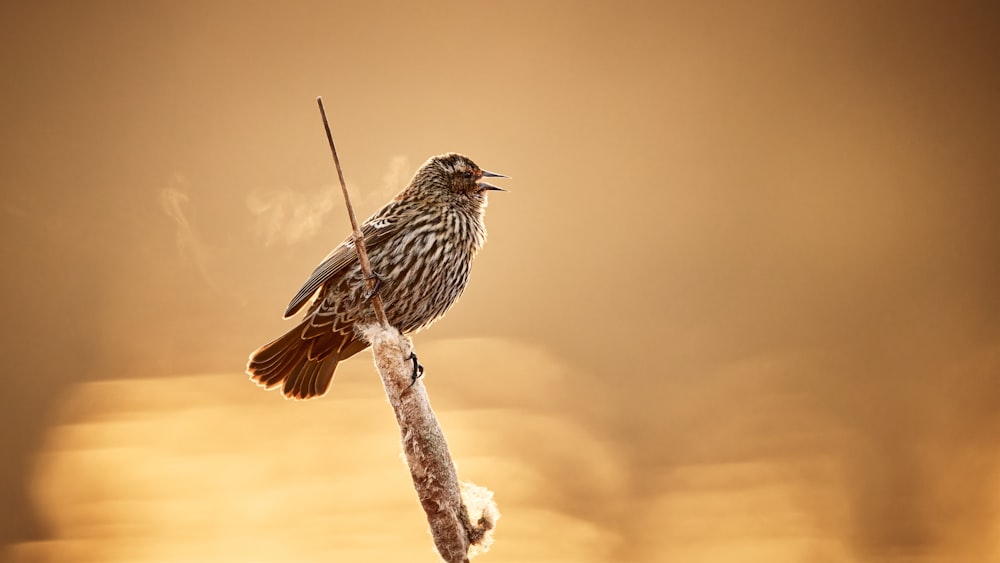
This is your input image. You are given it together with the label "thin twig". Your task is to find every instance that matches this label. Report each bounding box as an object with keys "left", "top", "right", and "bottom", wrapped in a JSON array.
[{"left": 316, "top": 96, "right": 389, "bottom": 327}]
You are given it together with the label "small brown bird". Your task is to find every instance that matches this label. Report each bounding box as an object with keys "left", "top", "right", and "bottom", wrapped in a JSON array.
[{"left": 247, "top": 153, "right": 506, "bottom": 399}]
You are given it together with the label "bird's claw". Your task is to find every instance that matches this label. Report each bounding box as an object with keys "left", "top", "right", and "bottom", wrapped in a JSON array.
[
  {"left": 407, "top": 352, "right": 424, "bottom": 388},
  {"left": 363, "top": 272, "right": 383, "bottom": 301}
]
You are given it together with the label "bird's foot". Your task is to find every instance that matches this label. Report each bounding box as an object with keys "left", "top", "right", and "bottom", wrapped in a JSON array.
[
  {"left": 363, "top": 272, "right": 383, "bottom": 301},
  {"left": 406, "top": 352, "right": 424, "bottom": 388}
]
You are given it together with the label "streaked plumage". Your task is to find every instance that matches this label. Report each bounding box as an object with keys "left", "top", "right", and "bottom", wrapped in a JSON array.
[{"left": 246, "top": 153, "right": 505, "bottom": 399}]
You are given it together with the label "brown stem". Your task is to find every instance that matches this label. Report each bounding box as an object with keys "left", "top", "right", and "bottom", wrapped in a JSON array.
[{"left": 316, "top": 96, "right": 389, "bottom": 327}]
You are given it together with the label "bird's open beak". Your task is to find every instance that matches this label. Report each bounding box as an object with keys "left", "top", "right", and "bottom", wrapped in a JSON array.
[{"left": 478, "top": 169, "right": 507, "bottom": 192}]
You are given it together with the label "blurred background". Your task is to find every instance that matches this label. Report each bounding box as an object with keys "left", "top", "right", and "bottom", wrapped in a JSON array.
[{"left": 2, "top": 1, "right": 998, "bottom": 562}]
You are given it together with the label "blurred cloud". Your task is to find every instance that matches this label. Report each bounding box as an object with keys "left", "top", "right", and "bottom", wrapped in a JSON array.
[
  {"left": 245, "top": 185, "right": 337, "bottom": 246},
  {"left": 244, "top": 155, "right": 409, "bottom": 247},
  {"left": 15, "top": 373, "right": 428, "bottom": 563},
  {"left": 160, "top": 175, "right": 223, "bottom": 294},
  {"left": 380, "top": 155, "right": 411, "bottom": 197},
  {"left": 642, "top": 461, "right": 853, "bottom": 563},
  {"left": 26, "top": 337, "right": 990, "bottom": 562}
]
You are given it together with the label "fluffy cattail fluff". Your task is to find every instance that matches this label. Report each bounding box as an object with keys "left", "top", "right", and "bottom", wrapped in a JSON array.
[{"left": 247, "top": 153, "right": 505, "bottom": 399}]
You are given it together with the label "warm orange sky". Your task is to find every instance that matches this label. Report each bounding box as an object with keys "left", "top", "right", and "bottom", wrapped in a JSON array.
[{"left": 2, "top": 2, "right": 999, "bottom": 562}]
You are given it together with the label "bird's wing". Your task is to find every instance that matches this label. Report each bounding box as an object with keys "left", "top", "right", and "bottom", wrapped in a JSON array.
[{"left": 283, "top": 209, "right": 403, "bottom": 318}]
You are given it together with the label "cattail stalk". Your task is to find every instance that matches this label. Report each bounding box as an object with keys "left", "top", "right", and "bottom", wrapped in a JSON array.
[
  {"left": 361, "top": 324, "right": 498, "bottom": 562},
  {"left": 317, "top": 98, "right": 498, "bottom": 561}
]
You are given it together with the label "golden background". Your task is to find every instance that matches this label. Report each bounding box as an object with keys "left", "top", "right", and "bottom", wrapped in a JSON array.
[{"left": 2, "top": 2, "right": 998, "bottom": 562}]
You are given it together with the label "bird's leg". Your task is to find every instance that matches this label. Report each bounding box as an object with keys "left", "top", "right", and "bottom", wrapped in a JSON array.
[
  {"left": 406, "top": 352, "right": 424, "bottom": 388},
  {"left": 363, "top": 272, "right": 383, "bottom": 301}
]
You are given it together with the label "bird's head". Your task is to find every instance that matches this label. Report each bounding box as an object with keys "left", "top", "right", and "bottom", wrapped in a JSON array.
[{"left": 409, "top": 153, "right": 507, "bottom": 202}]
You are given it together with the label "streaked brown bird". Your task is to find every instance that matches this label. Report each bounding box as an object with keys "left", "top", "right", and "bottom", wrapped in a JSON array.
[{"left": 247, "top": 153, "right": 506, "bottom": 399}]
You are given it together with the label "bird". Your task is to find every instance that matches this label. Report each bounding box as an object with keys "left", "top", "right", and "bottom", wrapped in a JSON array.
[{"left": 246, "top": 153, "right": 506, "bottom": 400}]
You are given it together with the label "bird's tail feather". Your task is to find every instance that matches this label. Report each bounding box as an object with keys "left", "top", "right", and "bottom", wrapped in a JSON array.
[{"left": 246, "top": 320, "right": 366, "bottom": 400}]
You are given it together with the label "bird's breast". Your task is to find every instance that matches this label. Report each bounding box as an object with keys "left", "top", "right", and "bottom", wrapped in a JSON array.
[{"left": 372, "top": 207, "right": 485, "bottom": 332}]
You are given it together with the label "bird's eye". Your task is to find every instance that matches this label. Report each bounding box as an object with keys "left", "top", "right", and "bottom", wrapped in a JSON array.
[{"left": 463, "top": 170, "right": 474, "bottom": 180}]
